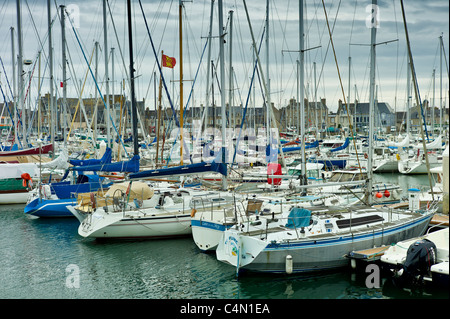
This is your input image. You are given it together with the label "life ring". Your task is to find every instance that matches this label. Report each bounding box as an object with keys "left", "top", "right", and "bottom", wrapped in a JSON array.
[
  {"left": 364, "top": 153, "right": 368, "bottom": 159},
  {"left": 190, "top": 208, "right": 197, "bottom": 217},
  {"left": 396, "top": 153, "right": 401, "bottom": 161}
]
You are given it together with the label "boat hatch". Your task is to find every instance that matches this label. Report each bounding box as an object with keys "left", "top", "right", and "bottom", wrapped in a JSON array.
[{"left": 336, "top": 215, "right": 384, "bottom": 229}]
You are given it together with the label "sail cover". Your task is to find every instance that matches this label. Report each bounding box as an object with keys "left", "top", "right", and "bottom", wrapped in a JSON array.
[
  {"left": 69, "top": 147, "right": 112, "bottom": 167},
  {"left": 329, "top": 137, "right": 350, "bottom": 153},
  {"left": 128, "top": 161, "right": 227, "bottom": 180},
  {"left": 71, "top": 155, "right": 140, "bottom": 173}
]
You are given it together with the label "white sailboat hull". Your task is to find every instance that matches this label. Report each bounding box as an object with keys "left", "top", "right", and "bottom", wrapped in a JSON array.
[
  {"left": 398, "top": 159, "right": 441, "bottom": 174},
  {"left": 0, "top": 191, "right": 29, "bottom": 204},
  {"left": 78, "top": 210, "right": 192, "bottom": 239},
  {"left": 216, "top": 208, "right": 434, "bottom": 274},
  {"left": 373, "top": 158, "right": 399, "bottom": 173}
]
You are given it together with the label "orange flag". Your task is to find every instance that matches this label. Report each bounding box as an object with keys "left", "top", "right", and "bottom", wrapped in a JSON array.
[{"left": 162, "top": 54, "right": 176, "bottom": 68}]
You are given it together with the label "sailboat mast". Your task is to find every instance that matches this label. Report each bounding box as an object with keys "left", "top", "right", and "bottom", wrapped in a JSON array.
[
  {"left": 299, "top": 0, "right": 306, "bottom": 186},
  {"left": 16, "top": 0, "right": 25, "bottom": 145},
  {"left": 47, "top": 0, "right": 54, "bottom": 155},
  {"left": 440, "top": 34, "right": 443, "bottom": 135},
  {"left": 179, "top": 0, "right": 184, "bottom": 165},
  {"left": 60, "top": 5, "right": 67, "bottom": 147},
  {"left": 204, "top": 0, "right": 214, "bottom": 131},
  {"left": 127, "top": 0, "right": 139, "bottom": 157},
  {"left": 218, "top": 0, "right": 227, "bottom": 190},
  {"left": 367, "top": 0, "right": 377, "bottom": 205},
  {"left": 406, "top": 55, "right": 411, "bottom": 136},
  {"left": 103, "top": 0, "right": 111, "bottom": 149},
  {"left": 10, "top": 27, "right": 18, "bottom": 147},
  {"left": 228, "top": 10, "right": 234, "bottom": 130},
  {"left": 94, "top": 41, "right": 99, "bottom": 154},
  {"left": 38, "top": 51, "right": 41, "bottom": 137},
  {"left": 432, "top": 68, "right": 435, "bottom": 134},
  {"left": 265, "top": 0, "right": 270, "bottom": 142}
]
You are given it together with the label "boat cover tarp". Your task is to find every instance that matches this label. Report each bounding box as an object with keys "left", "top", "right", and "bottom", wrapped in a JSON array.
[
  {"left": 0, "top": 163, "right": 39, "bottom": 179},
  {"left": 69, "top": 147, "right": 112, "bottom": 167},
  {"left": 128, "top": 161, "right": 227, "bottom": 180},
  {"left": 105, "top": 181, "right": 154, "bottom": 201},
  {"left": 285, "top": 207, "right": 311, "bottom": 229},
  {"left": 71, "top": 154, "right": 140, "bottom": 173},
  {"left": 40, "top": 150, "right": 70, "bottom": 170},
  {"left": 329, "top": 137, "right": 349, "bottom": 152},
  {"left": 51, "top": 174, "right": 112, "bottom": 199}
]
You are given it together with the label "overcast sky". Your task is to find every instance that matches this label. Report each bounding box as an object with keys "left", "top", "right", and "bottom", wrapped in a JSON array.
[{"left": 0, "top": 0, "right": 448, "bottom": 115}]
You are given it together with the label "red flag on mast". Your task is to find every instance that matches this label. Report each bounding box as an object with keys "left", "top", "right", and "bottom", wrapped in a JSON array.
[{"left": 162, "top": 54, "right": 176, "bottom": 68}]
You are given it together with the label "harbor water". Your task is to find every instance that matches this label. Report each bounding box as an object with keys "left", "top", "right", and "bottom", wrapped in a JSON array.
[{"left": 0, "top": 174, "right": 448, "bottom": 301}]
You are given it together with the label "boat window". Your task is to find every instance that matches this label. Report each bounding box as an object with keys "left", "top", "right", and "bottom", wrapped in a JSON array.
[{"left": 336, "top": 215, "right": 384, "bottom": 228}]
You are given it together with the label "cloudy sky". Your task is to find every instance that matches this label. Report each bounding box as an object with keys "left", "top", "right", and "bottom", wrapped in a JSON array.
[{"left": 0, "top": 0, "right": 448, "bottom": 116}]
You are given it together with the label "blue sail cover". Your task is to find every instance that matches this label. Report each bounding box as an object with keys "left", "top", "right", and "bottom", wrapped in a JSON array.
[
  {"left": 285, "top": 207, "right": 311, "bottom": 229},
  {"left": 128, "top": 161, "right": 227, "bottom": 180},
  {"left": 280, "top": 140, "right": 319, "bottom": 153},
  {"left": 51, "top": 174, "right": 112, "bottom": 199},
  {"left": 71, "top": 155, "right": 140, "bottom": 173},
  {"left": 69, "top": 147, "right": 112, "bottom": 166},
  {"left": 329, "top": 137, "right": 350, "bottom": 153}
]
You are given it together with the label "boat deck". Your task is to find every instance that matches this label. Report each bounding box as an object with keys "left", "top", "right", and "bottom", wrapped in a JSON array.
[{"left": 347, "top": 246, "right": 390, "bottom": 261}]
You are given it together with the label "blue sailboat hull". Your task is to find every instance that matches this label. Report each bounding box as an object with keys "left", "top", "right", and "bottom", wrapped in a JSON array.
[{"left": 24, "top": 197, "right": 75, "bottom": 218}]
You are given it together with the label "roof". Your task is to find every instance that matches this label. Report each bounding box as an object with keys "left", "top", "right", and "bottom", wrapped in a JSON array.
[{"left": 338, "top": 101, "right": 394, "bottom": 115}]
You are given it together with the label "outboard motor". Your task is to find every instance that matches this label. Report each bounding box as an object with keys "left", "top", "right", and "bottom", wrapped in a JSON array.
[{"left": 399, "top": 239, "right": 437, "bottom": 285}]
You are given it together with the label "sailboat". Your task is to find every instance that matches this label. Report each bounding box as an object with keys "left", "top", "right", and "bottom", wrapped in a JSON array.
[
  {"left": 373, "top": 134, "right": 410, "bottom": 173},
  {"left": 398, "top": 135, "right": 443, "bottom": 174},
  {"left": 23, "top": 148, "right": 122, "bottom": 218},
  {"left": 215, "top": 0, "right": 437, "bottom": 275}
]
